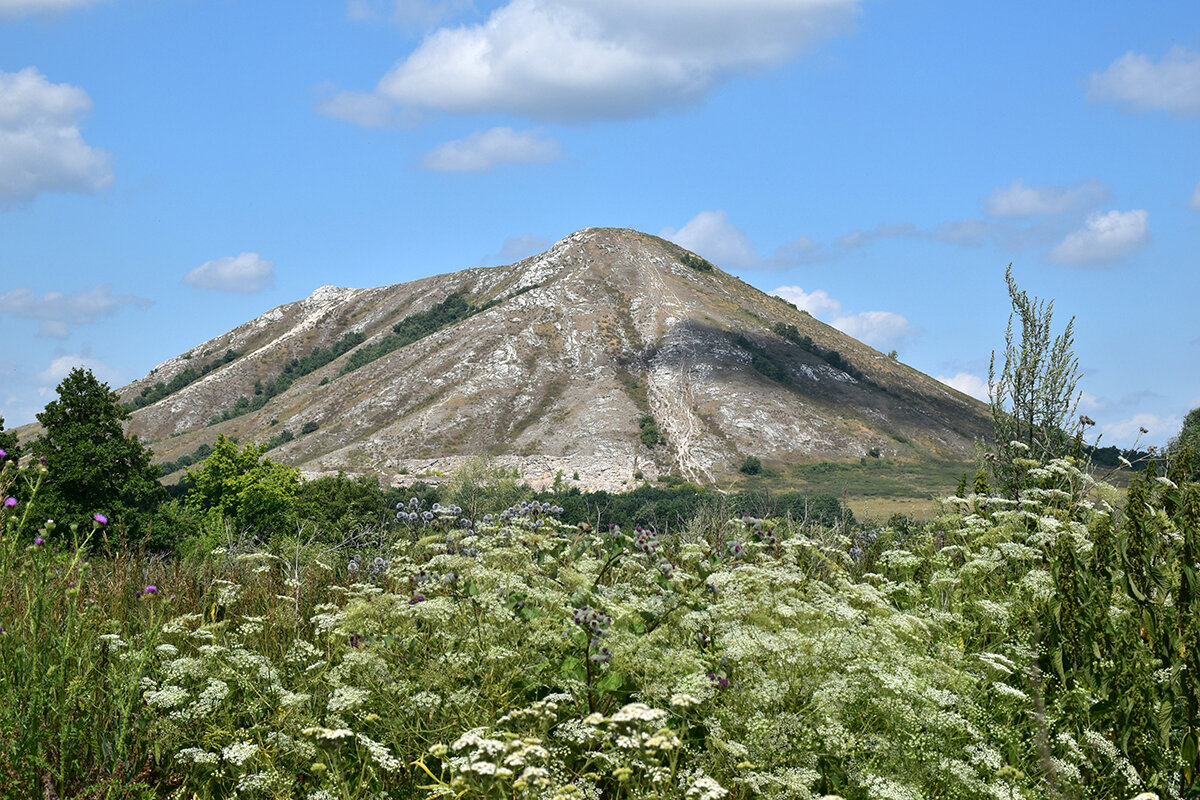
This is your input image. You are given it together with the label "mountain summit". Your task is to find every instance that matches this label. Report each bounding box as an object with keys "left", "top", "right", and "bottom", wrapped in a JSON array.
[{"left": 121, "top": 228, "right": 989, "bottom": 489}]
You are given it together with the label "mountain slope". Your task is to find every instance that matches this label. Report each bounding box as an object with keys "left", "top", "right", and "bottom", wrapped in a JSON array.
[{"left": 117, "top": 228, "right": 990, "bottom": 489}]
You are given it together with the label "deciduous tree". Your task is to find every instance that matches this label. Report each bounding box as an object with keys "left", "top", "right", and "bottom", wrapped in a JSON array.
[{"left": 32, "top": 368, "right": 163, "bottom": 536}]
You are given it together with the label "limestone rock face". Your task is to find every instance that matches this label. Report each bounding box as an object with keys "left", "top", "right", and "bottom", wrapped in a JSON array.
[{"left": 119, "top": 228, "right": 989, "bottom": 489}]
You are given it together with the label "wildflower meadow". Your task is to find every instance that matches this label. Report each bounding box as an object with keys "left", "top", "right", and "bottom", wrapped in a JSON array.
[{"left": 2, "top": 440, "right": 1198, "bottom": 800}]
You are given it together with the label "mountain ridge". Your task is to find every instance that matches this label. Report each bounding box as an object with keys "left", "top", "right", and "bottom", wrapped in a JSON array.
[{"left": 36, "top": 228, "right": 991, "bottom": 491}]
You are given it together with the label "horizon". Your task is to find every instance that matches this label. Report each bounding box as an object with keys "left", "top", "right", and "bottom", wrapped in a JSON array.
[{"left": 1, "top": 1, "right": 1197, "bottom": 449}]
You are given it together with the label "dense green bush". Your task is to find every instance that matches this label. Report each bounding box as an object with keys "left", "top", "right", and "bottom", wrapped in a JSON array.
[{"left": 125, "top": 349, "right": 240, "bottom": 411}]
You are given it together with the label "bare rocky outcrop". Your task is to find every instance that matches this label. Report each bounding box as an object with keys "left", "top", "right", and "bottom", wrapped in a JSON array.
[{"left": 116, "top": 228, "right": 990, "bottom": 488}]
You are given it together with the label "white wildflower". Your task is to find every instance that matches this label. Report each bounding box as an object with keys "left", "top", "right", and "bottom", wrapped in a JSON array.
[
  {"left": 686, "top": 775, "right": 728, "bottom": 800},
  {"left": 175, "top": 747, "right": 219, "bottom": 765},
  {"left": 328, "top": 686, "right": 371, "bottom": 712},
  {"left": 356, "top": 732, "right": 401, "bottom": 771},
  {"left": 144, "top": 684, "right": 190, "bottom": 709},
  {"left": 222, "top": 741, "right": 259, "bottom": 766},
  {"left": 155, "top": 643, "right": 179, "bottom": 657},
  {"left": 991, "top": 682, "right": 1029, "bottom": 702}
]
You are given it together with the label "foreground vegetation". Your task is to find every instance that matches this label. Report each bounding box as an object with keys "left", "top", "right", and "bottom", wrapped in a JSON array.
[{"left": 2, "top": 443, "right": 1197, "bottom": 799}]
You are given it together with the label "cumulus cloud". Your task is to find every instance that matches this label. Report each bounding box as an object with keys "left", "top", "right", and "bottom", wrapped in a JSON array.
[
  {"left": 1049, "top": 209, "right": 1150, "bottom": 266},
  {"left": 771, "top": 285, "right": 842, "bottom": 318},
  {"left": 36, "top": 354, "right": 122, "bottom": 389},
  {"left": 323, "top": 0, "right": 860, "bottom": 124},
  {"left": 1089, "top": 46, "right": 1200, "bottom": 116},
  {"left": 935, "top": 372, "right": 989, "bottom": 403},
  {"left": 1102, "top": 412, "right": 1182, "bottom": 449},
  {"left": 661, "top": 210, "right": 758, "bottom": 271},
  {"left": 0, "top": 285, "right": 151, "bottom": 338},
  {"left": 0, "top": 0, "right": 103, "bottom": 17},
  {"left": 661, "top": 210, "right": 829, "bottom": 270},
  {"left": 0, "top": 67, "right": 112, "bottom": 208},
  {"left": 183, "top": 252, "right": 275, "bottom": 293},
  {"left": 419, "top": 127, "right": 563, "bottom": 172},
  {"left": 770, "top": 285, "right": 913, "bottom": 350},
  {"left": 984, "top": 178, "right": 1110, "bottom": 218}
]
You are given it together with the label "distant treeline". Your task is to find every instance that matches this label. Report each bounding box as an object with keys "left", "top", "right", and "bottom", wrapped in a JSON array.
[
  {"left": 338, "top": 292, "right": 500, "bottom": 376},
  {"left": 207, "top": 332, "right": 365, "bottom": 426},
  {"left": 769, "top": 322, "right": 866, "bottom": 381},
  {"left": 124, "top": 350, "right": 241, "bottom": 411}
]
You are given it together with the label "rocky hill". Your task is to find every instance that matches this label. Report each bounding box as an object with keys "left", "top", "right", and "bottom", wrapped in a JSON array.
[{"left": 112, "top": 228, "right": 989, "bottom": 490}]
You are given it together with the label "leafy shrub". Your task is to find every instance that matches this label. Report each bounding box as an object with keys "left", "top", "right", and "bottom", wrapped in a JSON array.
[
  {"left": 300, "top": 421, "right": 320, "bottom": 435},
  {"left": 124, "top": 349, "right": 240, "bottom": 411},
  {"left": 680, "top": 252, "right": 715, "bottom": 272},
  {"left": 208, "top": 332, "right": 365, "bottom": 425},
  {"left": 739, "top": 455, "right": 763, "bottom": 475},
  {"left": 638, "top": 414, "right": 664, "bottom": 448}
]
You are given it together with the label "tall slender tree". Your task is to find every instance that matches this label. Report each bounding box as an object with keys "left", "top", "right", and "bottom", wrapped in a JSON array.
[{"left": 988, "top": 265, "right": 1082, "bottom": 495}]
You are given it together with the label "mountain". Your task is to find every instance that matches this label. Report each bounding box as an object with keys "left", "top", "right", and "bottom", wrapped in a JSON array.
[{"left": 116, "top": 228, "right": 990, "bottom": 490}]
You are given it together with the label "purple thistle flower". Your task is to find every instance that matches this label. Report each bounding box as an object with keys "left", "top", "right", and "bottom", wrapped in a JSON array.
[
  {"left": 33, "top": 537, "right": 44, "bottom": 546},
  {"left": 92, "top": 513, "right": 107, "bottom": 525},
  {"left": 144, "top": 585, "right": 158, "bottom": 595},
  {"left": 0, "top": 448, "right": 6, "bottom": 460},
  {"left": 3, "top": 497, "right": 16, "bottom": 508}
]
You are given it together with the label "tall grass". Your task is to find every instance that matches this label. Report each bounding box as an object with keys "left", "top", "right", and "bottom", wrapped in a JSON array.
[{"left": 1, "top": 454, "right": 1191, "bottom": 800}]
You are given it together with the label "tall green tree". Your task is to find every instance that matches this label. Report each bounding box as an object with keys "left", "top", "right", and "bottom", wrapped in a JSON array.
[
  {"left": 184, "top": 434, "right": 299, "bottom": 535},
  {"left": 988, "top": 265, "right": 1082, "bottom": 495},
  {"left": 32, "top": 368, "right": 164, "bottom": 536}
]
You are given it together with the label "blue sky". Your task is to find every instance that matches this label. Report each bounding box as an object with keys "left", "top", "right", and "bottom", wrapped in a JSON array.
[{"left": 1, "top": 0, "right": 1197, "bottom": 450}]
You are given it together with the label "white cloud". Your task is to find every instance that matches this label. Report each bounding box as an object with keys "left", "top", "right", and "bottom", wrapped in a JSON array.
[
  {"left": 1050, "top": 209, "right": 1150, "bottom": 266},
  {"left": 661, "top": 210, "right": 758, "bottom": 271},
  {"left": 1101, "top": 412, "right": 1182, "bottom": 449},
  {"left": 324, "top": 0, "right": 860, "bottom": 124},
  {"left": 936, "top": 372, "right": 989, "bottom": 403},
  {"left": 315, "top": 88, "right": 399, "bottom": 128},
  {"left": 662, "top": 210, "right": 829, "bottom": 269},
  {"left": 1089, "top": 46, "right": 1200, "bottom": 116},
  {"left": 1191, "top": 180, "right": 1200, "bottom": 211},
  {"left": 36, "top": 354, "right": 122, "bottom": 389},
  {"left": 0, "top": 67, "right": 112, "bottom": 208},
  {"left": 831, "top": 310, "right": 913, "bottom": 350},
  {"left": 347, "top": 0, "right": 473, "bottom": 28},
  {"left": 771, "top": 285, "right": 843, "bottom": 318},
  {"left": 419, "top": 127, "right": 563, "bottom": 172},
  {"left": 0, "top": 284, "right": 151, "bottom": 338},
  {"left": 0, "top": 0, "right": 103, "bottom": 17},
  {"left": 183, "top": 253, "right": 275, "bottom": 293},
  {"left": 770, "top": 285, "right": 913, "bottom": 350},
  {"left": 984, "top": 178, "right": 1110, "bottom": 218}
]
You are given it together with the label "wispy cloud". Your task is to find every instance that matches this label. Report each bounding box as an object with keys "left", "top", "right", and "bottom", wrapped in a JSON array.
[
  {"left": 1089, "top": 46, "right": 1200, "bottom": 116},
  {"left": 0, "top": 0, "right": 104, "bottom": 18},
  {"left": 183, "top": 252, "right": 275, "bottom": 293},
  {"left": 1049, "top": 209, "right": 1150, "bottom": 266},
  {"left": 418, "top": 127, "right": 563, "bottom": 172},
  {"left": 481, "top": 233, "right": 552, "bottom": 265},
  {"left": 0, "top": 284, "right": 151, "bottom": 338},
  {"left": 322, "top": 0, "right": 861, "bottom": 124},
  {"left": 347, "top": 0, "right": 474, "bottom": 29},
  {"left": 0, "top": 67, "right": 112, "bottom": 208},
  {"left": 1191, "top": 180, "right": 1200, "bottom": 211},
  {"left": 984, "top": 178, "right": 1109, "bottom": 218}
]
